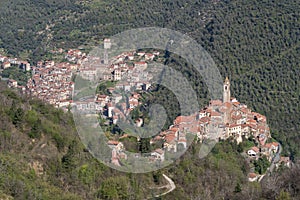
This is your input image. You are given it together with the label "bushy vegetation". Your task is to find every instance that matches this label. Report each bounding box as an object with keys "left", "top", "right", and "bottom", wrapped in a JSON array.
[
  {"left": 1, "top": 66, "right": 31, "bottom": 86},
  {"left": 254, "top": 156, "right": 271, "bottom": 175},
  {"left": 0, "top": 84, "right": 299, "bottom": 199},
  {"left": 0, "top": 83, "right": 164, "bottom": 199},
  {"left": 0, "top": 0, "right": 299, "bottom": 157},
  {"left": 0, "top": 0, "right": 299, "bottom": 199}
]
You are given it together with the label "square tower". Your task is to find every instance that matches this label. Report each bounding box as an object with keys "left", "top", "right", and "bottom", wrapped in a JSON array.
[{"left": 223, "top": 77, "right": 231, "bottom": 103}]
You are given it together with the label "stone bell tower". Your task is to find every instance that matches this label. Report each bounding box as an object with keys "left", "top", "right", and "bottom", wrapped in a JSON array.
[{"left": 223, "top": 77, "right": 231, "bottom": 103}]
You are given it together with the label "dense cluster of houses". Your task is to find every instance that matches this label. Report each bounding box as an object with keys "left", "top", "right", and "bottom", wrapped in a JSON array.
[
  {"left": 1, "top": 43, "right": 290, "bottom": 175},
  {"left": 146, "top": 77, "right": 291, "bottom": 180},
  {"left": 197, "top": 97, "right": 272, "bottom": 144},
  {"left": 248, "top": 153, "right": 292, "bottom": 182},
  {"left": 74, "top": 39, "right": 159, "bottom": 117},
  {"left": 74, "top": 49, "right": 285, "bottom": 169},
  {"left": 100, "top": 74, "right": 282, "bottom": 167},
  {"left": 0, "top": 54, "right": 31, "bottom": 71},
  {"left": 147, "top": 78, "right": 269, "bottom": 155},
  {"left": 0, "top": 52, "right": 80, "bottom": 108},
  {"left": 25, "top": 62, "right": 78, "bottom": 107},
  {"left": 108, "top": 140, "right": 127, "bottom": 167},
  {"left": 65, "top": 49, "right": 87, "bottom": 64},
  {"left": 150, "top": 115, "right": 197, "bottom": 155},
  {"left": 0, "top": 54, "right": 31, "bottom": 89},
  {"left": 71, "top": 41, "right": 164, "bottom": 164}
]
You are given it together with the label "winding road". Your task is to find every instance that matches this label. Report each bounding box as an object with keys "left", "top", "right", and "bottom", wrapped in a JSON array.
[
  {"left": 260, "top": 143, "right": 282, "bottom": 182},
  {"left": 269, "top": 143, "right": 282, "bottom": 173},
  {"left": 147, "top": 174, "right": 176, "bottom": 199}
]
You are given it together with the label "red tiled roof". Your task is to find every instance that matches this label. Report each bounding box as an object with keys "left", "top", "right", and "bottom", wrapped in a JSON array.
[
  {"left": 178, "top": 138, "right": 187, "bottom": 143},
  {"left": 240, "top": 108, "right": 249, "bottom": 114},
  {"left": 154, "top": 149, "right": 164, "bottom": 155},
  {"left": 134, "top": 61, "right": 147, "bottom": 65},
  {"left": 210, "top": 100, "right": 222, "bottom": 106},
  {"left": 251, "top": 146, "right": 260, "bottom": 153},
  {"left": 232, "top": 114, "right": 242, "bottom": 120},
  {"left": 272, "top": 142, "right": 279, "bottom": 147},
  {"left": 164, "top": 134, "right": 176, "bottom": 143},
  {"left": 248, "top": 173, "right": 257, "bottom": 179},
  {"left": 232, "top": 101, "right": 240, "bottom": 106},
  {"left": 247, "top": 119, "right": 257, "bottom": 124},
  {"left": 223, "top": 102, "right": 232, "bottom": 109},
  {"left": 229, "top": 124, "right": 241, "bottom": 128},
  {"left": 199, "top": 116, "right": 210, "bottom": 123},
  {"left": 264, "top": 143, "right": 272, "bottom": 149},
  {"left": 170, "top": 127, "right": 179, "bottom": 132},
  {"left": 210, "top": 111, "right": 221, "bottom": 117},
  {"left": 108, "top": 140, "right": 119, "bottom": 145},
  {"left": 174, "top": 116, "right": 195, "bottom": 124},
  {"left": 280, "top": 157, "right": 290, "bottom": 163}
]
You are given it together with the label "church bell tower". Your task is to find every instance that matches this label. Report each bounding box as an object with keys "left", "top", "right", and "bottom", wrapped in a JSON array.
[{"left": 223, "top": 77, "right": 231, "bottom": 103}]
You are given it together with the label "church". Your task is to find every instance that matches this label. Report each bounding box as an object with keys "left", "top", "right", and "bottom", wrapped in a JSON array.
[{"left": 198, "top": 77, "right": 271, "bottom": 144}]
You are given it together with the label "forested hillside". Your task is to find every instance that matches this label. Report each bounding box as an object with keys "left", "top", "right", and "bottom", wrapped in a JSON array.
[
  {"left": 0, "top": 0, "right": 300, "bottom": 199},
  {"left": 0, "top": 0, "right": 298, "bottom": 159},
  {"left": 1, "top": 84, "right": 299, "bottom": 199},
  {"left": 0, "top": 83, "right": 167, "bottom": 199}
]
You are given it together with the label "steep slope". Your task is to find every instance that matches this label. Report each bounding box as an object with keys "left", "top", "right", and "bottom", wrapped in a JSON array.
[
  {"left": 0, "top": 84, "right": 249, "bottom": 199},
  {"left": 0, "top": 0, "right": 299, "bottom": 159},
  {"left": 0, "top": 84, "right": 159, "bottom": 199},
  {"left": 1, "top": 84, "right": 299, "bottom": 199},
  {"left": 0, "top": 0, "right": 300, "bottom": 199}
]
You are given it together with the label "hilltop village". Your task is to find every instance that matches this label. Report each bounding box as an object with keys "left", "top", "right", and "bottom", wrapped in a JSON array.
[{"left": 0, "top": 39, "right": 292, "bottom": 181}]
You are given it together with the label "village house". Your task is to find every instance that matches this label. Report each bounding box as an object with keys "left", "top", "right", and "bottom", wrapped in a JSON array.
[
  {"left": 0, "top": 55, "right": 7, "bottom": 62},
  {"left": 137, "top": 52, "right": 145, "bottom": 57},
  {"left": 80, "top": 67, "right": 97, "bottom": 81},
  {"left": 20, "top": 61, "right": 31, "bottom": 71},
  {"left": 260, "top": 142, "right": 279, "bottom": 160},
  {"left": 144, "top": 53, "right": 155, "bottom": 60},
  {"left": 164, "top": 133, "right": 177, "bottom": 152},
  {"left": 151, "top": 149, "right": 165, "bottom": 161},
  {"left": 248, "top": 173, "right": 259, "bottom": 182},
  {"left": 8, "top": 58, "right": 20, "bottom": 65},
  {"left": 247, "top": 146, "right": 260, "bottom": 157},
  {"left": 2, "top": 62, "right": 11, "bottom": 69},
  {"left": 58, "top": 100, "right": 72, "bottom": 108},
  {"left": 134, "top": 61, "right": 147, "bottom": 71},
  {"left": 113, "top": 69, "right": 122, "bottom": 81},
  {"left": 199, "top": 109, "right": 208, "bottom": 119},
  {"left": 26, "top": 62, "right": 75, "bottom": 108},
  {"left": 103, "top": 71, "right": 113, "bottom": 80},
  {"left": 276, "top": 157, "right": 292, "bottom": 168},
  {"left": 97, "top": 94, "right": 110, "bottom": 103},
  {"left": 104, "top": 38, "right": 112, "bottom": 49},
  {"left": 107, "top": 103, "right": 114, "bottom": 118},
  {"left": 108, "top": 140, "right": 124, "bottom": 151},
  {"left": 126, "top": 52, "right": 135, "bottom": 60},
  {"left": 7, "top": 79, "right": 18, "bottom": 88}
]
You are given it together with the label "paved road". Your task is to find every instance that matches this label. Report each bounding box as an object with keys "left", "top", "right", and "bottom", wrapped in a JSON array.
[
  {"left": 269, "top": 143, "right": 282, "bottom": 173},
  {"left": 259, "top": 143, "right": 282, "bottom": 182},
  {"left": 153, "top": 174, "right": 176, "bottom": 198}
]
